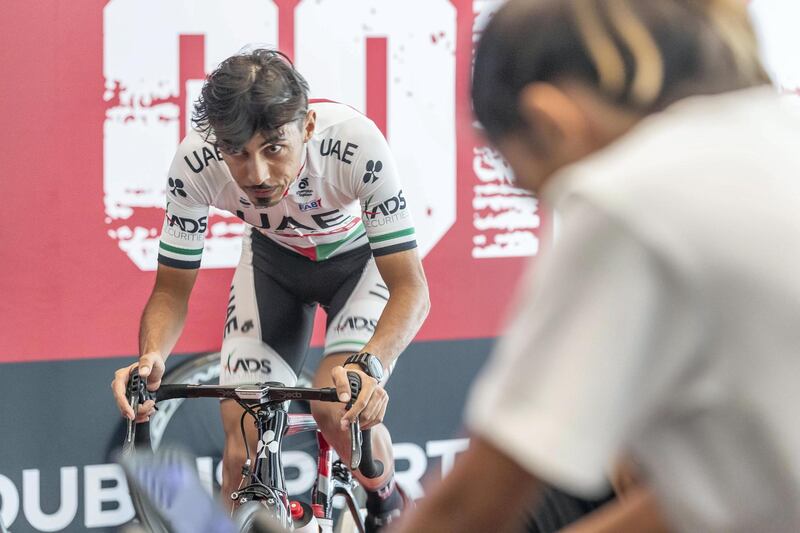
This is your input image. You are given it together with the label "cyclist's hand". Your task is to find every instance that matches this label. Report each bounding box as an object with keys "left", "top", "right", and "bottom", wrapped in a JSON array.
[
  {"left": 333, "top": 365, "right": 388, "bottom": 431},
  {"left": 110, "top": 352, "right": 165, "bottom": 422},
  {"left": 137, "top": 351, "right": 166, "bottom": 392}
]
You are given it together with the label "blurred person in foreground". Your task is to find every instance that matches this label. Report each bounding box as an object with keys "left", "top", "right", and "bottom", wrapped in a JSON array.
[{"left": 397, "top": 0, "right": 800, "bottom": 532}]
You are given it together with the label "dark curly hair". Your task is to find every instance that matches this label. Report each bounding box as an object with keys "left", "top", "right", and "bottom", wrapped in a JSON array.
[{"left": 193, "top": 49, "right": 310, "bottom": 150}]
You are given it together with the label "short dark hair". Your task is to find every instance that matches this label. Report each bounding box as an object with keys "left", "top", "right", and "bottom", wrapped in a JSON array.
[
  {"left": 193, "top": 49, "right": 310, "bottom": 150},
  {"left": 472, "top": 0, "right": 769, "bottom": 142}
]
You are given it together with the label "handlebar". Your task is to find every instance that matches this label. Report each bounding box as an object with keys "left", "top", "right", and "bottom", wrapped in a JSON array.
[
  {"left": 124, "top": 367, "right": 378, "bottom": 474},
  {"left": 129, "top": 378, "right": 342, "bottom": 405}
]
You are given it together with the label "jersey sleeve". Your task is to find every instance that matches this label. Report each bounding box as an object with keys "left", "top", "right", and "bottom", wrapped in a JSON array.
[
  {"left": 464, "top": 194, "right": 702, "bottom": 496},
  {"left": 344, "top": 118, "right": 417, "bottom": 257},
  {"left": 157, "top": 145, "right": 211, "bottom": 269}
]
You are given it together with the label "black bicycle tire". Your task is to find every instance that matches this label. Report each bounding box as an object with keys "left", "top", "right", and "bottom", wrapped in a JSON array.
[
  {"left": 231, "top": 501, "right": 265, "bottom": 531},
  {"left": 231, "top": 496, "right": 367, "bottom": 533},
  {"left": 235, "top": 500, "right": 293, "bottom": 532}
]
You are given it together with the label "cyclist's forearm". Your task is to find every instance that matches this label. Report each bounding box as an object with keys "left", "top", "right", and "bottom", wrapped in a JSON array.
[
  {"left": 138, "top": 289, "right": 189, "bottom": 359},
  {"left": 362, "top": 281, "right": 429, "bottom": 369}
]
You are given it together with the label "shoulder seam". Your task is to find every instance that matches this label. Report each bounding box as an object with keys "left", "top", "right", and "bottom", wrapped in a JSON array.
[{"left": 315, "top": 114, "right": 374, "bottom": 137}]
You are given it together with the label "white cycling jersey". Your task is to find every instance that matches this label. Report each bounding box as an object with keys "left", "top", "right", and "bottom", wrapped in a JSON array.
[{"left": 157, "top": 100, "right": 417, "bottom": 268}]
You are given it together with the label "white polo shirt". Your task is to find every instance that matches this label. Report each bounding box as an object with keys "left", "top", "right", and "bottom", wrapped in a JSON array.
[{"left": 466, "top": 87, "right": 800, "bottom": 532}]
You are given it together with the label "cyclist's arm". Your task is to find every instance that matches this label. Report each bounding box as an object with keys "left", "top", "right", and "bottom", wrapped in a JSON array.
[
  {"left": 361, "top": 248, "right": 429, "bottom": 372},
  {"left": 331, "top": 114, "right": 429, "bottom": 420},
  {"left": 138, "top": 150, "right": 209, "bottom": 386},
  {"left": 113, "top": 137, "right": 211, "bottom": 418},
  {"left": 341, "top": 115, "right": 429, "bottom": 370},
  {"left": 139, "top": 263, "right": 199, "bottom": 361},
  {"left": 335, "top": 246, "right": 429, "bottom": 427},
  {"left": 112, "top": 264, "right": 199, "bottom": 420}
]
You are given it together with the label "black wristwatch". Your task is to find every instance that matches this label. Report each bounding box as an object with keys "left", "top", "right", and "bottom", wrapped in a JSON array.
[{"left": 344, "top": 352, "right": 384, "bottom": 381}]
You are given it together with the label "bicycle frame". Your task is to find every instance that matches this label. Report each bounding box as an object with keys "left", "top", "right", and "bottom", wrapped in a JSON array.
[
  {"left": 236, "top": 401, "right": 364, "bottom": 532},
  {"left": 124, "top": 373, "right": 369, "bottom": 533}
]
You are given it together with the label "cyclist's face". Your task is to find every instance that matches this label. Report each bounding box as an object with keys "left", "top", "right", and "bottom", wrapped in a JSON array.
[{"left": 218, "top": 110, "right": 316, "bottom": 208}]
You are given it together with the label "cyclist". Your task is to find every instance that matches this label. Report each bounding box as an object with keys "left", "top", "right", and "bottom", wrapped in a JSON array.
[
  {"left": 111, "top": 48, "right": 429, "bottom": 532},
  {"left": 399, "top": 1, "right": 800, "bottom": 532}
]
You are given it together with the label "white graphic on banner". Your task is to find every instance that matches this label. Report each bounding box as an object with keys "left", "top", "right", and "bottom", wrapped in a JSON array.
[
  {"left": 471, "top": 0, "right": 540, "bottom": 259},
  {"left": 295, "top": 0, "right": 457, "bottom": 257},
  {"left": 103, "top": 0, "right": 277, "bottom": 270},
  {"left": 0, "top": 475, "right": 18, "bottom": 531},
  {"left": 22, "top": 467, "right": 79, "bottom": 531},
  {"left": 103, "top": 0, "right": 456, "bottom": 270},
  {"left": 472, "top": 147, "right": 539, "bottom": 258}
]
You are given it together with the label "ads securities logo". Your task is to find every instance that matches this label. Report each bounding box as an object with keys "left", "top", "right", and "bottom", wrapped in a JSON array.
[{"left": 102, "top": 0, "right": 457, "bottom": 270}]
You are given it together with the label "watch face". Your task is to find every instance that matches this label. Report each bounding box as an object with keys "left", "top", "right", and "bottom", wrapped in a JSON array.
[{"left": 367, "top": 356, "right": 383, "bottom": 379}]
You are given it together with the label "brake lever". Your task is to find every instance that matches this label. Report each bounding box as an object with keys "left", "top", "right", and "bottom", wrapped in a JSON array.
[
  {"left": 346, "top": 371, "right": 363, "bottom": 470},
  {"left": 349, "top": 419, "right": 362, "bottom": 470},
  {"left": 124, "top": 368, "right": 143, "bottom": 445},
  {"left": 124, "top": 367, "right": 156, "bottom": 445}
]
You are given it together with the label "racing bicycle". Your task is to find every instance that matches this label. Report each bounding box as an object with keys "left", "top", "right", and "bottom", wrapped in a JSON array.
[{"left": 120, "top": 367, "right": 380, "bottom": 532}]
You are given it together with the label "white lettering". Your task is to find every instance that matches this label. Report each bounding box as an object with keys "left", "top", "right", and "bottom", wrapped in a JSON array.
[
  {"left": 364, "top": 210, "right": 409, "bottom": 228},
  {"left": 84, "top": 464, "right": 135, "bottom": 527},
  {"left": 5, "top": 438, "right": 469, "bottom": 530},
  {"left": 392, "top": 443, "right": 428, "bottom": 500},
  {"left": 196, "top": 456, "right": 215, "bottom": 496},
  {"left": 426, "top": 438, "right": 469, "bottom": 477},
  {"left": 165, "top": 227, "right": 205, "bottom": 241},
  {"left": 0, "top": 474, "right": 19, "bottom": 530},
  {"left": 23, "top": 467, "right": 78, "bottom": 532}
]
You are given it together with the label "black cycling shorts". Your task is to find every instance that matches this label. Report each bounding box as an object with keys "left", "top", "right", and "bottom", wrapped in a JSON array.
[{"left": 219, "top": 229, "right": 389, "bottom": 386}]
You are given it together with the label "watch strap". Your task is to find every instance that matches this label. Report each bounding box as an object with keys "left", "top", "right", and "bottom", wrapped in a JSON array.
[{"left": 344, "top": 352, "right": 382, "bottom": 379}]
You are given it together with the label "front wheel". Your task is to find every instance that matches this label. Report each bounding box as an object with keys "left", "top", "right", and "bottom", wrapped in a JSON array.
[
  {"left": 232, "top": 500, "right": 288, "bottom": 532},
  {"left": 231, "top": 501, "right": 264, "bottom": 531}
]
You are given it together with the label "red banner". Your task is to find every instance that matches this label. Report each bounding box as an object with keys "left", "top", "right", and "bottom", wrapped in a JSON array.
[{"left": 0, "top": 0, "right": 543, "bottom": 362}]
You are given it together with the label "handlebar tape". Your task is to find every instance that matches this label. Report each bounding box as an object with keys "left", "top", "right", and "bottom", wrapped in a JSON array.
[
  {"left": 345, "top": 372, "right": 385, "bottom": 479},
  {"left": 357, "top": 428, "right": 384, "bottom": 479},
  {"left": 346, "top": 372, "right": 362, "bottom": 410}
]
